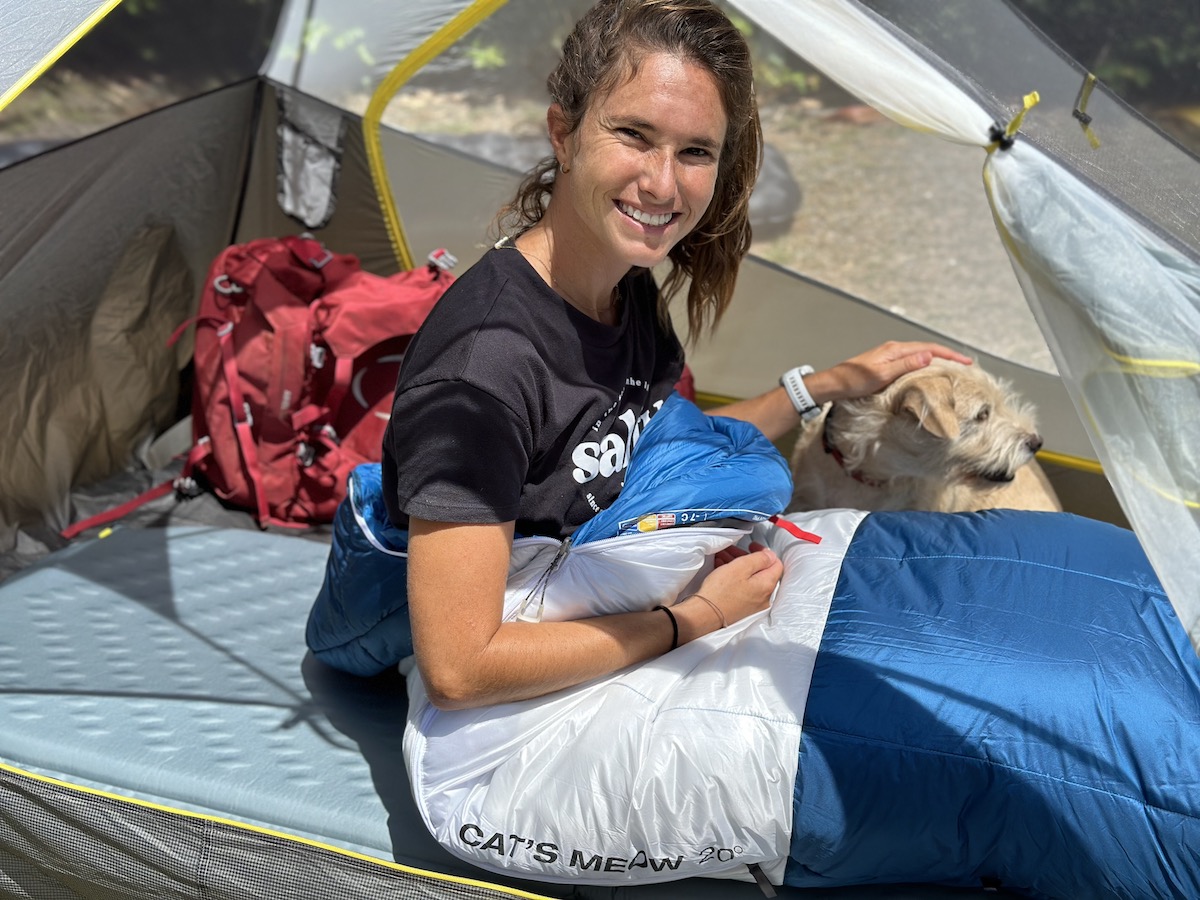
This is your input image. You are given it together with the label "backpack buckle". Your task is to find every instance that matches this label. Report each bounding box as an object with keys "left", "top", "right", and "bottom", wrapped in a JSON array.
[
  {"left": 428, "top": 248, "right": 458, "bottom": 272},
  {"left": 213, "top": 274, "right": 244, "bottom": 295},
  {"left": 173, "top": 475, "right": 202, "bottom": 498}
]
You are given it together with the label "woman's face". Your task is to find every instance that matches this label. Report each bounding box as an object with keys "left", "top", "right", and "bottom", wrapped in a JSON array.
[{"left": 549, "top": 51, "right": 728, "bottom": 273}]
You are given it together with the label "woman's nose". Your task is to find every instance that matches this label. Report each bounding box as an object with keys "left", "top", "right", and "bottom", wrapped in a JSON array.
[{"left": 640, "top": 150, "right": 676, "bottom": 199}]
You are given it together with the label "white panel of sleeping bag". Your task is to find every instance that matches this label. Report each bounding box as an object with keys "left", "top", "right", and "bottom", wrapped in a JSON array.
[
  {"left": 404, "top": 509, "right": 867, "bottom": 888},
  {"left": 503, "top": 525, "right": 750, "bottom": 623}
]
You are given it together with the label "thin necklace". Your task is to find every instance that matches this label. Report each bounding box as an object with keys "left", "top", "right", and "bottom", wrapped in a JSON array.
[{"left": 513, "top": 240, "right": 620, "bottom": 324}]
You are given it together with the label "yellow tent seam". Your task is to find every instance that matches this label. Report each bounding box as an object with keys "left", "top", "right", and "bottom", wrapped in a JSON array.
[
  {"left": 1121, "top": 468, "right": 1200, "bottom": 510},
  {"left": 363, "top": 0, "right": 510, "bottom": 270},
  {"left": 1073, "top": 396, "right": 1198, "bottom": 509},
  {"left": 0, "top": 0, "right": 125, "bottom": 115},
  {"left": 1106, "top": 351, "right": 1200, "bottom": 377},
  {"left": 0, "top": 760, "right": 556, "bottom": 900},
  {"left": 981, "top": 162, "right": 1031, "bottom": 273}
]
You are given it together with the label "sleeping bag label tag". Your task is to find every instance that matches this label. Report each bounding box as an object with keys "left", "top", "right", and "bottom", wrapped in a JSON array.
[
  {"left": 636, "top": 513, "right": 676, "bottom": 532},
  {"left": 621, "top": 508, "right": 732, "bottom": 534}
]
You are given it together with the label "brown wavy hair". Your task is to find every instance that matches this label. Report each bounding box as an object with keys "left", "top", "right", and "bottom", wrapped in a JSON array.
[{"left": 495, "top": 0, "right": 762, "bottom": 341}]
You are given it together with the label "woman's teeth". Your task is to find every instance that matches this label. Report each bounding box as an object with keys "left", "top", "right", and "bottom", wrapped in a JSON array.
[{"left": 619, "top": 203, "right": 673, "bottom": 227}]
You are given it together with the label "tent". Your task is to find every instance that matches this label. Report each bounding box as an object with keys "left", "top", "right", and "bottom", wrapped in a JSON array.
[{"left": 1, "top": 0, "right": 1198, "bottom": 896}]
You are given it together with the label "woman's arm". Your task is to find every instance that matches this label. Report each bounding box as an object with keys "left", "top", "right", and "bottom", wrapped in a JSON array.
[
  {"left": 407, "top": 517, "right": 783, "bottom": 710},
  {"left": 710, "top": 341, "right": 974, "bottom": 441}
]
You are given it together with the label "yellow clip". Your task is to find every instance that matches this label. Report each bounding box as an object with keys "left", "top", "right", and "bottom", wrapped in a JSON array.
[
  {"left": 987, "top": 91, "right": 1040, "bottom": 153},
  {"left": 1072, "top": 73, "right": 1102, "bottom": 149},
  {"left": 1009, "top": 91, "right": 1041, "bottom": 137}
]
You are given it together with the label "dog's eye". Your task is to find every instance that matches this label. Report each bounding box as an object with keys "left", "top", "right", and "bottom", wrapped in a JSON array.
[{"left": 975, "top": 407, "right": 991, "bottom": 423}]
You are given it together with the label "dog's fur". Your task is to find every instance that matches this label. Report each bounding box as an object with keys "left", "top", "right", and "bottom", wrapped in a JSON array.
[{"left": 788, "top": 359, "right": 1063, "bottom": 514}]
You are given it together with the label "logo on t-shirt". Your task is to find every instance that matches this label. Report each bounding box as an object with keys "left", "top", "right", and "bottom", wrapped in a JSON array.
[{"left": 570, "top": 396, "right": 664, "bottom": 487}]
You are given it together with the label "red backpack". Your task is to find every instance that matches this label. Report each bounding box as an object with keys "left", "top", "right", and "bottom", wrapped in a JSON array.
[{"left": 178, "top": 234, "right": 455, "bottom": 527}]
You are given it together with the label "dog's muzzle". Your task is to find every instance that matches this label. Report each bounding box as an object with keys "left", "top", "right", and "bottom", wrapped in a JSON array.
[{"left": 976, "top": 434, "right": 1043, "bottom": 483}]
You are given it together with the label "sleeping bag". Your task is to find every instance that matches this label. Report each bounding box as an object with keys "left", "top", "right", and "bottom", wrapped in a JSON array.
[{"left": 308, "top": 393, "right": 1200, "bottom": 898}]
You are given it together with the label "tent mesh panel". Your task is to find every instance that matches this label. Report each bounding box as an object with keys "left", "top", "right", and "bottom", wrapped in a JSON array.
[
  {"left": 860, "top": 0, "right": 1200, "bottom": 260},
  {"left": 0, "top": 767, "right": 538, "bottom": 900}
]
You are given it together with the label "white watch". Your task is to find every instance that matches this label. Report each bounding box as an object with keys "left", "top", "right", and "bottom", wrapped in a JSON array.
[{"left": 780, "top": 365, "right": 824, "bottom": 421}]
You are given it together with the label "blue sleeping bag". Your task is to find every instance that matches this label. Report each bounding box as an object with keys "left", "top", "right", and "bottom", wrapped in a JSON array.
[
  {"left": 306, "top": 392, "right": 1200, "bottom": 897},
  {"left": 786, "top": 509, "right": 1200, "bottom": 898},
  {"left": 305, "top": 393, "right": 793, "bottom": 675}
]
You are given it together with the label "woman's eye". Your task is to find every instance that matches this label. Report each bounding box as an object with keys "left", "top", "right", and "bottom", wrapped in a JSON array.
[{"left": 618, "top": 127, "right": 643, "bottom": 141}]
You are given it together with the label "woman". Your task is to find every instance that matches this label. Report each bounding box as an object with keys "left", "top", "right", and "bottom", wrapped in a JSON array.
[{"left": 381, "top": 0, "right": 970, "bottom": 710}]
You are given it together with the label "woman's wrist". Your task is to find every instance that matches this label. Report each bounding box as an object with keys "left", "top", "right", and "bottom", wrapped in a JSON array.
[
  {"left": 653, "top": 605, "right": 679, "bottom": 650},
  {"left": 795, "top": 365, "right": 846, "bottom": 407},
  {"left": 667, "top": 593, "right": 728, "bottom": 645}
]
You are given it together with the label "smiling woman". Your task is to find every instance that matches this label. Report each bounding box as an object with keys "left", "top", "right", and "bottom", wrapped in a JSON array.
[
  {"left": 306, "top": 0, "right": 969, "bottom": 713},
  {"left": 527, "top": 51, "right": 727, "bottom": 323}
]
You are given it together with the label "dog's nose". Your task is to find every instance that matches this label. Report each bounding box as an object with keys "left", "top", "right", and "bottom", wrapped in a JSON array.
[{"left": 1026, "top": 434, "right": 1043, "bottom": 454}]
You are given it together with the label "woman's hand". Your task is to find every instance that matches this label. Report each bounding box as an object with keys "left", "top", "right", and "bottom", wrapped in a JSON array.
[
  {"left": 807, "top": 341, "right": 974, "bottom": 405},
  {"left": 708, "top": 341, "right": 972, "bottom": 442},
  {"left": 671, "top": 544, "right": 783, "bottom": 642}
]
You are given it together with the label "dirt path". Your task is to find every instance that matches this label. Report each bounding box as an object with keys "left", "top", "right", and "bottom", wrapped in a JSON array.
[{"left": 753, "top": 103, "right": 1054, "bottom": 371}]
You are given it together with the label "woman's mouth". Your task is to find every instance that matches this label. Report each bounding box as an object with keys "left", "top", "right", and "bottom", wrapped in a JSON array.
[{"left": 617, "top": 201, "right": 675, "bottom": 228}]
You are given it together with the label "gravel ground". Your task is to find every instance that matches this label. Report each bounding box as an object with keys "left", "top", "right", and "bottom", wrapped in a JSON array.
[{"left": 752, "top": 103, "right": 1054, "bottom": 371}]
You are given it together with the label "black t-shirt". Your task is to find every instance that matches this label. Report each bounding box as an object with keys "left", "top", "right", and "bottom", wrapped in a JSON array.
[{"left": 381, "top": 245, "right": 685, "bottom": 539}]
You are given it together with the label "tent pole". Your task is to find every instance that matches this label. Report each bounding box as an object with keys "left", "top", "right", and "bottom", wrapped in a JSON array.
[
  {"left": 228, "top": 78, "right": 269, "bottom": 247},
  {"left": 363, "top": 0, "right": 510, "bottom": 271}
]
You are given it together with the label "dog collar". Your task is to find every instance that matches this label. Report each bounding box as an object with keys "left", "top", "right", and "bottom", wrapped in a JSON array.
[{"left": 822, "top": 405, "right": 885, "bottom": 487}]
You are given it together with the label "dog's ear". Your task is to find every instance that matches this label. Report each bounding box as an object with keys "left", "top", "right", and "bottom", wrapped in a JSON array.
[{"left": 896, "top": 377, "right": 960, "bottom": 440}]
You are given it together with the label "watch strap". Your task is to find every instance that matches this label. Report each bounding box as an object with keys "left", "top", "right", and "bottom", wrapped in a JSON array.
[{"left": 780, "top": 365, "right": 823, "bottom": 421}]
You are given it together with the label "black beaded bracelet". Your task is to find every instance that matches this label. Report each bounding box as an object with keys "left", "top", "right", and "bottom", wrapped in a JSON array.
[{"left": 653, "top": 605, "right": 679, "bottom": 651}]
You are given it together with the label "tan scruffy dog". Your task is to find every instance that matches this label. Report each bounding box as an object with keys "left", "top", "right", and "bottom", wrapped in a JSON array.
[{"left": 788, "top": 359, "right": 1063, "bottom": 514}]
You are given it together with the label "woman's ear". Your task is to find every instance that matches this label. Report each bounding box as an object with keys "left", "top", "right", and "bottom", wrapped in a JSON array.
[{"left": 547, "top": 103, "right": 573, "bottom": 170}]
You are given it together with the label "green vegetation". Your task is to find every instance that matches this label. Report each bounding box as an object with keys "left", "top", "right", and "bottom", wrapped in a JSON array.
[
  {"left": 1010, "top": 1, "right": 1200, "bottom": 106},
  {"left": 58, "top": 0, "right": 282, "bottom": 89},
  {"left": 724, "top": 9, "right": 822, "bottom": 102}
]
